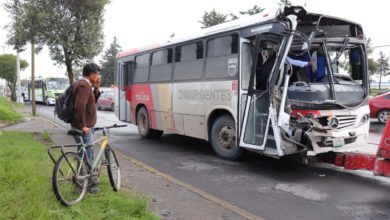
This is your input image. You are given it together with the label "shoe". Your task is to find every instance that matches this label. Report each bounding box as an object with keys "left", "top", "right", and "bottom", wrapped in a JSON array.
[
  {"left": 88, "top": 187, "right": 101, "bottom": 194},
  {"left": 89, "top": 177, "right": 101, "bottom": 187}
]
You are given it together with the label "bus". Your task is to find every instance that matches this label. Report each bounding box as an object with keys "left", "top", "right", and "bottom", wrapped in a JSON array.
[
  {"left": 28, "top": 77, "right": 69, "bottom": 105},
  {"left": 115, "top": 6, "right": 370, "bottom": 160}
]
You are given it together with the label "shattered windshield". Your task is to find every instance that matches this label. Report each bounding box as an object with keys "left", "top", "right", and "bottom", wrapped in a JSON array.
[{"left": 288, "top": 43, "right": 365, "bottom": 85}]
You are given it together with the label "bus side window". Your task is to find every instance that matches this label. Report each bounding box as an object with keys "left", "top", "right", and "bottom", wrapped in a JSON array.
[
  {"left": 150, "top": 48, "right": 173, "bottom": 82},
  {"left": 173, "top": 41, "right": 204, "bottom": 81},
  {"left": 134, "top": 53, "right": 150, "bottom": 83},
  {"left": 205, "top": 34, "right": 239, "bottom": 79},
  {"left": 120, "top": 62, "right": 129, "bottom": 91},
  {"left": 35, "top": 81, "right": 42, "bottom": 89}
]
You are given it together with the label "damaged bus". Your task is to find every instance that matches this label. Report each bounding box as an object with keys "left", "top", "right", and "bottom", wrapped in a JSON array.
[{"left": 115, "top": 6, "right": 370, "bottom": 160}]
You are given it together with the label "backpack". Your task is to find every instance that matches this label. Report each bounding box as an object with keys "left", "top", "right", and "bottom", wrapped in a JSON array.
[{"left": 54, "top": 84, "right": 75, "bottom": 123}]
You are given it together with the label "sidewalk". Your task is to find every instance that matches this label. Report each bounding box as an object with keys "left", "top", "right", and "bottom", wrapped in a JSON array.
[{"left": 0, "top": 113, "right": 252, "bottom": 220}]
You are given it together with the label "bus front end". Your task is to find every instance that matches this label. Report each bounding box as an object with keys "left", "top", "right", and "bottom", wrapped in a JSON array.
[
  {"left": 285, "top": 11, "right": 370, "bottom": 156},
  {"left": 239, "top": 6, "right": 370, "bottom": 158}
]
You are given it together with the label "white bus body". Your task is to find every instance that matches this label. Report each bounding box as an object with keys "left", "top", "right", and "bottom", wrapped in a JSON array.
[{"left": 115, "top": 6, "right": 370, "bottom": 160}]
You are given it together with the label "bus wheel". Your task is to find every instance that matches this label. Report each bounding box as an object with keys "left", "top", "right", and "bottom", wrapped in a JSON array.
[
  {"left": 137, "top": 107, "right": 163, "bottom": 139},
  {"left": 210, "top": 115, "right": 242, "bottom": 160}
]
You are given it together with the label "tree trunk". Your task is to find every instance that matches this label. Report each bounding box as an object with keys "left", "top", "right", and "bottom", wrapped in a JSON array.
[
  {"left": 7, "top": 81, "right": 17, "bottom": 102},
  {"left": 31, "top": 43, "right": 36, "bottom": 116},
  {"left": 65, "top": 60, "right": 74, "bottom": 85},
  {"left": 64, "top": 49, "right": 74, "bottom": 85}
]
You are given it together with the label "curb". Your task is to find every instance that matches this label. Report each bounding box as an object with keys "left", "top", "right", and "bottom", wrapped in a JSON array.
[{"left": 118, "top": 151, "right": 265, "bottom": 220}]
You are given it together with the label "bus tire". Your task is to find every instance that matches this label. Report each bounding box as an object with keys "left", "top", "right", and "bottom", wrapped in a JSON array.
[
  {"left": 210, "top": 115, "right": 242, "bottom": 160},
  {"left": 137, "top": 107, "right": 163, "bottom": 139}
]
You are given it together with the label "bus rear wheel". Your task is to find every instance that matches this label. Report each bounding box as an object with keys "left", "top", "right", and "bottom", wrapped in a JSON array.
[
  {"left": 210, "top": 115, "right": 242, "bottom": 160},
  {"left": 137, "top": 107, "right": 163, "bottom": 139}
]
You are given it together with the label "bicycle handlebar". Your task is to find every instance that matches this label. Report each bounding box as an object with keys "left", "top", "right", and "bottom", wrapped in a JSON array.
[{"left": 93, "top": 124, "right": 127, "bottom": 131}]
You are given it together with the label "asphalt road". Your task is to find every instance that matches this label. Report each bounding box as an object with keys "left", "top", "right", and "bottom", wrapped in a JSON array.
[{"left": 37, "top": 105, "right": 389, "bottom": 220}]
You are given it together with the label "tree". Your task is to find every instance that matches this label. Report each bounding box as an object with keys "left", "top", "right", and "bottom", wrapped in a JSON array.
[
  {"left": 100, "top": 37, "right": 121, "bottom": 87},
  {"left": 0, "top": 54, "right": 28, "bottom": 101},
  {"left": 239, "top": 5, "right": 265, "bottom": 16},
  {"left": 199, "top": 9, "right": 228, "bottom": 28},
  {"left": 377, "top": 51, "right": 390, "bottom": 90},
  {"left": 230, "top": 5, "right": 265, "bottom": 20},
  {"left": 278, "top": 0, "right": 292, "bottom": 6},
  {"left": 365, "top": 38, "right": 378, "bottom": 81},
  {"left": 5, "top": 0, "right": 46, "bottom": 115},
  {"left": 43, "top": 0, "right": 110, "bottom": 85}
]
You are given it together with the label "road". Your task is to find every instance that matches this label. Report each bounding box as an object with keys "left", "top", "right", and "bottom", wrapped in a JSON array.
[{"left": 37, "top": 105, "right": 389, "bottom": 220}]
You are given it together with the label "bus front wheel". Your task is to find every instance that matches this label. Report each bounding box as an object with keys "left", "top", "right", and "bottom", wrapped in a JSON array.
[
  {"left": 137, "top": 107, "right": 163, "bottom": 139},
  {"left": 210, "top": 115, "right": 242, "bottom": 160}
]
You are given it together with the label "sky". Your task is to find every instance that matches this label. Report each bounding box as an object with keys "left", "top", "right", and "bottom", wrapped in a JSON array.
[{"left": 1, "top": 0, "right": 390, "bottom": 81}]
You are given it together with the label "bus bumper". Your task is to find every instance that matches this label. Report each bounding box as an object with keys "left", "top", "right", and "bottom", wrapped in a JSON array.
[
  {"left": 47, "top": 98, "right": 56, "bottom": 105},
  {"left": 306, "top": 121, "right": 370, "bottom": 156}
]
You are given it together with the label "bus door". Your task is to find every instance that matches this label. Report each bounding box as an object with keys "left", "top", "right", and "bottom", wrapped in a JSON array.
[
  {"left": 239, "top": 33, "right": 290, "bottom": 156},
  {"left": 118, "top": 61, "right": 134, "bottom": 122},
  {"left": 238, "top": 38, "right": 252, "bottom": 133}
]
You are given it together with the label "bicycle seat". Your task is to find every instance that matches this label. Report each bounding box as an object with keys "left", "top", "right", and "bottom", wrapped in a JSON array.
[{"left": 67, "top": 129, "right": 83, "bottom": 137}]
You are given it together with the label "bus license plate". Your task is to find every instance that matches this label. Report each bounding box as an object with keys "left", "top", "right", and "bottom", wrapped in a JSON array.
[{"left": 332, "top": 138, "right": 345, "bottom": 147}]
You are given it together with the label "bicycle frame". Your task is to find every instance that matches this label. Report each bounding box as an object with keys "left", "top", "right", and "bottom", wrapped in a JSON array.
[{"left": 48, "top": 128, "right": 111, "bottom": 176}]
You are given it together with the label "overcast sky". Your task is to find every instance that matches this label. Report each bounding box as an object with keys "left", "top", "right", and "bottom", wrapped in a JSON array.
[{"left": 1, "top": 0, "right": 390, "bottom": 80}]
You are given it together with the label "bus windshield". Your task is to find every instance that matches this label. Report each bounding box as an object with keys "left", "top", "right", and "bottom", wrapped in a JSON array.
[{"left": 47, "top": 78, "right": 69, "bottom": 90}]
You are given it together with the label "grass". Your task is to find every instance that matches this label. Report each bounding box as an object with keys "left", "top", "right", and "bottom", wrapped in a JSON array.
[
  {"left": 0, "top": 96, "right": 23, "bottom": 124},
  {"left": 370, "top": 88, "right": 389, "bottom": 97},
  {"left": 0, "top": 131, "right": 158, "bottom": 220}
]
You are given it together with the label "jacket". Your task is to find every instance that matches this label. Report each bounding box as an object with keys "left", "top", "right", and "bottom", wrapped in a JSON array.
[{"left": 70, "top": 79, "right": 101, "bottom": 129}]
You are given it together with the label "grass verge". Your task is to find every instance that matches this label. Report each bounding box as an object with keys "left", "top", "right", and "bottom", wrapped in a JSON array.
[
  {"left": 0, "top": 96, "right": 23, "bottom": 124},
  {"left": 0, "top": 131, "right": 158, "bottom": 220}
]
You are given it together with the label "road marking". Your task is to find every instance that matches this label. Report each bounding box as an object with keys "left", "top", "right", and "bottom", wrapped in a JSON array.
[{"left": 117, "top": 151, "right": 265, "bottom": 220}]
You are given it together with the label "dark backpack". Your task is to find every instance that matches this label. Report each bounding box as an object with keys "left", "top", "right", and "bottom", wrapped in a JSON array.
[{"left": 54, "top": 84, "right": 74, "bottom": 123}]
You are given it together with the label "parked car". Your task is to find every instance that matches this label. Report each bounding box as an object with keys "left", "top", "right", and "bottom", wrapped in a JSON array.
[
  {"left": 97, "top": 92, "right": 114, "bottom": 111},
  {"left": 369, "top": 92, "right": 390, "bottom": 124}
]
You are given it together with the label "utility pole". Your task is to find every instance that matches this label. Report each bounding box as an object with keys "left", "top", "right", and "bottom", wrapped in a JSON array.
[
  {"left": 379, "top": 62, "right": 383, "bottom": 91},
  {"left": 31, "top": 43, "right": 36, "bottom": 116}
]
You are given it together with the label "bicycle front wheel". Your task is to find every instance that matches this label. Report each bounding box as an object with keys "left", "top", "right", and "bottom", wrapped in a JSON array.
[
  {"left": 105, "top": 146, "right": 121, "bottom": 191},
  {"left": 52, "top": 152, "right": 88, "bottom": 206}
]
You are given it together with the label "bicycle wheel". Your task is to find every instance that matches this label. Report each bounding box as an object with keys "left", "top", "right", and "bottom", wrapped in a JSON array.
[
  {"left": 105, "top": 146, "right": 121, "bottom": 191},
  {"left": 52, "top": 152, "right": 88, "bottom": 206}
]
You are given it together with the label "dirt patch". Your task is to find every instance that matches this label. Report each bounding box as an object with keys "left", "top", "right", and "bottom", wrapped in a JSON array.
[
  {"left": 32, "top": 132, "right": 55, "bottom": 146},
  {"left": 0, "top": 122, "right": 8, "bottom": 128}
]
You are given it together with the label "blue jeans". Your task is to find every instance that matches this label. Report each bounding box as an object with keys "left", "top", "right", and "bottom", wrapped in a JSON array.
[
  {"left": 72, "top": 126, "right": 94, "bottom": 162},
  {"left": 83, "top": 129, "right": 94, "bottom": 162}
]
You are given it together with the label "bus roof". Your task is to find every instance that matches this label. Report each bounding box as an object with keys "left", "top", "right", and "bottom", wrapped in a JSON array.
[
  {"left": 116, "top": 6, "right": 363, "bottom": 59},
  {"left": 116, "top": 11, "right": 276, "bottom": 59}
]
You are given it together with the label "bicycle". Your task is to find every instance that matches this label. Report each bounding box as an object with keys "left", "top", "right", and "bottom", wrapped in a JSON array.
[{"left": 48, "top": 124, "right": 127, "bottom": 206}]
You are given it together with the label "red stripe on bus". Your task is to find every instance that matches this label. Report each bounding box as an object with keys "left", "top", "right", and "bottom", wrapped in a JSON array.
[
  {"left": 130, "top": 84, "right": 156, "bottom": 127},
  {"left": 116, "top": 49, "right": 139, "bottom": 58}
]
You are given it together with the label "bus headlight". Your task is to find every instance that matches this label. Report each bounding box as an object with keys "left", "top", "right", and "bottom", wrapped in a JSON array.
[{"left": 360, "top": 114, "right": 370, "bottom": 125}]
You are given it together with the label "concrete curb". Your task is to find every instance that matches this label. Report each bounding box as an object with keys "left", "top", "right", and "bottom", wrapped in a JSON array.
[{"left": 118, "top": 151, "right": 264, "bottom": 220}]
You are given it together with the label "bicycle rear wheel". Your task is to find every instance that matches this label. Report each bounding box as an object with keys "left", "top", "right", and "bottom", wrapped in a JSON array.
[
  {"left": 105, "top": 146, "right": 121, "bottom": 191},
  {"left": 52, "top": 152, "right": 88, "bottom": 206}
]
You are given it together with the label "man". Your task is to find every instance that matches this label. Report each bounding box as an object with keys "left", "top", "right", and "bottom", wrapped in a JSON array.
[
  {"left": 256, "top": 48, "right": 313, "bottom": 90},
  {"left": 71, "top": 63, "right": 101, "bottom": 192}
]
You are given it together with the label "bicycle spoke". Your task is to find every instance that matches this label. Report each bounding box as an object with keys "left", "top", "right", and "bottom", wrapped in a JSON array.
[{"left": 52, "top": 152, "right": 88, "bottom": 206}]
